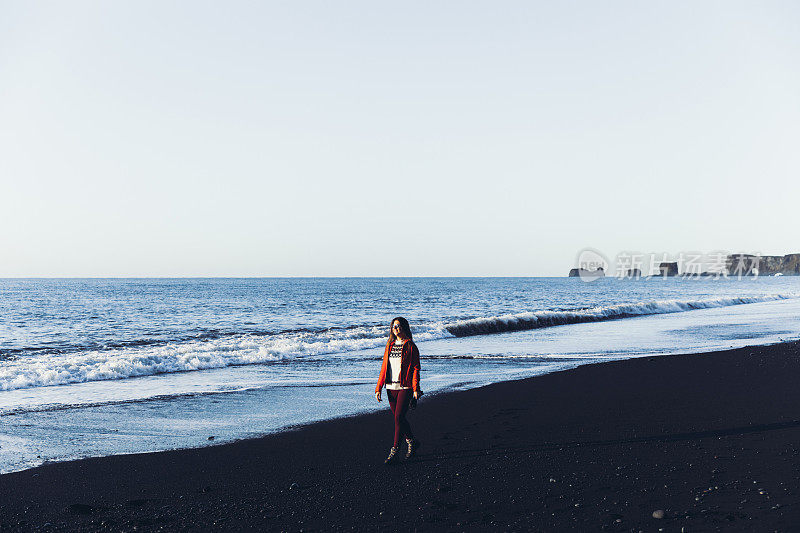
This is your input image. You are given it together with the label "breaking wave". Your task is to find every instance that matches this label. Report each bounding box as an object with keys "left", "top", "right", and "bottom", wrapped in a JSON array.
[
  {"left": 0, "top": 323, "right": 452, "bottom": 392},
  {"left": 443, "top": 294, "right": 793, "bottom": 337},
  {"left": 0, "top": 294, "right": 794, "bottom": 392}
]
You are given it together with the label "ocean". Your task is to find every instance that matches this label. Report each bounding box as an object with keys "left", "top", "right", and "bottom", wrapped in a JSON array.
[{"left": 1, "top": 277, "right": 799, "bottom": 474}]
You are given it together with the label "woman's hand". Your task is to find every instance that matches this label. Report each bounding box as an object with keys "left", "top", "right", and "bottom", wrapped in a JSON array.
[
  {"left": 375, "top": 391, "right": 382, "bottom": 402},
  {"left": 413, "top": 390, "right": 421, "bottom": 400}
]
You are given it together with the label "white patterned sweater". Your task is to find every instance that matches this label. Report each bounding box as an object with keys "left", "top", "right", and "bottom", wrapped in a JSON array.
[{"left": 386, "top": 340, "right": 410, "bottom": 390}]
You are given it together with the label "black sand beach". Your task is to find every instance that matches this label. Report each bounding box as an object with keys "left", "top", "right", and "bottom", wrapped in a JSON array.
[{"left": 2, "top": 341, "right": 800, "bottom": 532}]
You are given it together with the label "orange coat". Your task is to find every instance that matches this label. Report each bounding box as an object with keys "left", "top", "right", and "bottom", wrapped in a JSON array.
[{"left": 375, "top": 338, "right": 421, "bottom": 393}]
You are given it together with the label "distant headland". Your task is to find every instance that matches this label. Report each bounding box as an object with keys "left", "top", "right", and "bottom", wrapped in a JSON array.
[{"left": 728, "top": 253, "right": 800, "bottom": 276}]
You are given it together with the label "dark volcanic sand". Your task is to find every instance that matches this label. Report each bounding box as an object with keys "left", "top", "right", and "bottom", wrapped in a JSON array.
[{"left": 2, "top": 341, "right": 800, "bottom": 532}]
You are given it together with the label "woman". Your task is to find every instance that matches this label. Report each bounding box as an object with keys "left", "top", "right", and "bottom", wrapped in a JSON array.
[{"left": 375, "top": 316, "right": 422, "bottom": 464}]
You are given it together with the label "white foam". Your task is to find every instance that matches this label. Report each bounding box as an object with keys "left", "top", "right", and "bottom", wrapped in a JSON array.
[
  {"left": 0, "top": 323, "right": 453, "bottom": 392},
  {"left": 1, "top": 294, "right": 794, "bottom": 392},
  {"left": 444, "top": 294, "right": 796, "bottom": 337}
]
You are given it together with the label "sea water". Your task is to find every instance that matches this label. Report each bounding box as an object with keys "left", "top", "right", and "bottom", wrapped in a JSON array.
[{"left": 1, "top": 277, "right": 799, "bottom": 473}]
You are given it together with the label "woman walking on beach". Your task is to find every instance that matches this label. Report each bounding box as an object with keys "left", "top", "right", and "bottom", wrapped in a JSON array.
[{"left": 375, "top": 317, "right": 422, "bottom": 464}]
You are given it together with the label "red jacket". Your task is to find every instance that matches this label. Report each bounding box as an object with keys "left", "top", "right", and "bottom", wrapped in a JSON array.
[{"left": 375, "top": 338, "right": 421, "bottom": 393}]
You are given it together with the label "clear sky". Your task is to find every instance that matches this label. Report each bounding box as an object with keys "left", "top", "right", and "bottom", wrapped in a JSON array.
[{"left": 1, "top": 1, "right": 798, "bottom": 276}]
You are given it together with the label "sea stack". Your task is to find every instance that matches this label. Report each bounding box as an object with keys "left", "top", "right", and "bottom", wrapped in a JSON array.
[
  {"left": 658, "top": 262, "right": 679, "bottom": 277},
  {"left": 568, "top": 267, "right": 605, "bottom": 278}
]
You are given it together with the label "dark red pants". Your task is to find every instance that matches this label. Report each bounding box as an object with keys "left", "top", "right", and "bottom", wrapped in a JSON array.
[{"left": 387, "top": 389, "right": 415, "bottom": 448}]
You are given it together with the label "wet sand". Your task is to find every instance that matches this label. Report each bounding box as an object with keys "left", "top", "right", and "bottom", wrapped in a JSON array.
[{"left": 2, "top": 340, "right": 800, "bottom": 531}]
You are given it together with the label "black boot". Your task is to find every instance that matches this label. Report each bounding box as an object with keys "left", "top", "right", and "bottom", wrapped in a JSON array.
[
  {"left": 384, "top": 446, "right": 399, "bottom": 465},
  {"left": 405, "top": 438, "right": 420, "bottom": 459}
]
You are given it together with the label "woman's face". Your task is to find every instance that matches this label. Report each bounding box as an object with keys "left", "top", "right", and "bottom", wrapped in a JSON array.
[{"left": 392, "top": 321, "right": 405, "bottom": 339}]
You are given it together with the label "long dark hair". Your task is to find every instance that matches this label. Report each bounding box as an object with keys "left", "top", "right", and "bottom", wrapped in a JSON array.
[{"left": 387, "top": 316, "right": 413, "bottom": 346}]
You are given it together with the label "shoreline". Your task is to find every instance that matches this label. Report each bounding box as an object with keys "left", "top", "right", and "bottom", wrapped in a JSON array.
[
  {"left": 3, "top": 288, "right": 799, "bottom": 478},
  {"left": 2, "top": 340, "right": 800, "bottom": 531}
]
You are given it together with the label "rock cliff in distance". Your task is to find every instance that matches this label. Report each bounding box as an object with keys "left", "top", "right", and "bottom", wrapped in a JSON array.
[{"left": 727, "top": 254, "right": 800, "bottom": 276}]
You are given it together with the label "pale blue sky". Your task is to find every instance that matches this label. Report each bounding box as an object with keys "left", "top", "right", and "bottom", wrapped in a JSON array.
[{"left": 1, "top": 1, "right": 798, "bottom": 276}]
